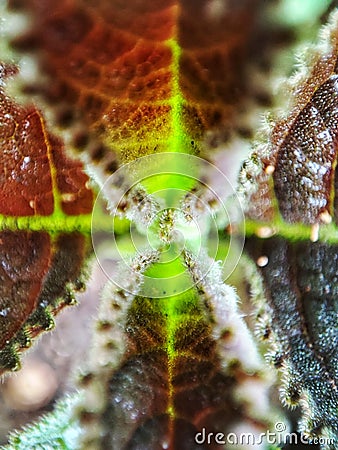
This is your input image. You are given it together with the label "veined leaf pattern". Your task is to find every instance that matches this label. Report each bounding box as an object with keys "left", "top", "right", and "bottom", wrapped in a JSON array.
[
  {"left": 241, "top": 9, "right": 338, "bottom": 446},
  {"left": 78, "top": 251, "right": 272, "bottom": 449},
  {"left": 246, "top": 237, "right": 338, "bottom": 441},
  {"left": 0, "top": 1, "right": 337, "bottom": 450},
  {"left": 8, "top": 0, "right": 263, "bottom": 166},
  {"left": 0, "top": 63, "right": 93, "bottom": 372},
  {"left": 241, "top": 10, "right": 338, "bottom": 226}
]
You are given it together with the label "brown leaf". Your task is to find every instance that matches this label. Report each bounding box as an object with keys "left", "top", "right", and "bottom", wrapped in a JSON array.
[
  {"left": 9, "top": 0, "right": 263, "bottom": 166},
  {"left": 0, "top": 63, "right": 93, "bottom": 372}
]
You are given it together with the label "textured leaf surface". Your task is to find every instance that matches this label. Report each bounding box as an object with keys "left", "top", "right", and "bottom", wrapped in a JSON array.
[
  {"left": 0, "top": 64, "right": 93, "bottom": 372},
  {"left": 0, "top": 63, "right": 93, "bottom": 224},
  {"left": 273, "top": 72, "right": 338, "bottom": 224},
  {"left": 240, "top": 9, "right": 338, "bottom": 445},
  {"left": 241, "top": 11, "right": 338, "bottom": 225},
  {"left": 2, "top": 395, "right": 81, "bottom": 450},
  {"left": 9, "top": 0, "right": 262, "bottom": 166},
  {"left": 0, "top": 231, "right": 50, "bottom": 350},
  {"left": 246, "top": 237, "right": 338, "bottom": 439},
  {"left": 0, "top": 77, "right": 93, "bottom": 219},
  {"left": 1, "top": 1, "right": 338, "bottom": 449},
  {"left": 78, "top": 254, "right": 273, "bottom": 449}
]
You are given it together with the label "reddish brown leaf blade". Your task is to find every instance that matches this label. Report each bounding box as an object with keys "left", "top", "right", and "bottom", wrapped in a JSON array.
[
  {"left": 0, "top": 63, "right": 93, "bottom": 372},
  {"left": 0, "top": 80, "right": 54, "bottom": 216},
  {"left": 0, "top": 231, "right": 51, "bottom": 348},
  {"left": 103, "top": 354, "right": 232, "bottom": 450},
  {"left": 178, "top": 0, "right": 259, "bottom": 129},
  {"left": 246, "top": 236, "right": 338, "bottom": 437},
  {"left": 50, "top": 134, "right": 93, "bottom": 215},
  {"left": 33, "top": 233, "right": 88, "bottom": 313},
  {"left": 0, "top": 63, "right": 94, "bottom": 216},
  {"left": 0, "top": 232, "right": 90, "bottom": 373},
  {"left": 124, "top": 416, "right": 204, "bottom": 450},
  {"left": 9, "top": 0, "right": 262, "bottom": 164},
  {"left": 79, "top": 291, "right": 270, "bottom": 449},
  {"left": 9, "top": 0, "right": 175, "bottom": 162}
]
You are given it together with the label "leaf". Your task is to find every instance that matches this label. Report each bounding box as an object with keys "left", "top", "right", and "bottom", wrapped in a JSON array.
[
  {"left": 2, "top": 395, "right": 81, "bottom": 450},
  {"left": 240, "top": 9, "right": 338, "bottom": 444},
  {"left": 0, "top": 69, "right": 93, "bottom": 219},
  {"left": 0, "top": 63, "right": 93, "bottom": 372},
  {"left": 9, "top": 0, "right": 265, "bottom": 169},
  {"left": 77, "top": 251, "right": 276, "bottom": 449},
  {"left": 240, "top": 10, "right": 338, "bottom": 226},
  {"left": 1, "top": 1, "right": 337, "bottom": 449},
  {"left": 246, "top": 237, "right": 338, "bottom": 440},
  {"left": 1, "top": 0, "right": 287, "bottom": 377}
]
